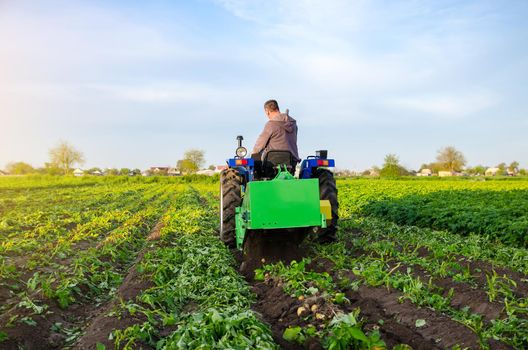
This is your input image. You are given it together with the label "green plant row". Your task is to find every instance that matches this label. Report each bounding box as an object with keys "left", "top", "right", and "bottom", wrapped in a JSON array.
[
  {"left": 315, "top": 235, "right": 528, "bottom": 349},
  {"left": 111, "top": 187, "right": 278, "bottom": 349},
  {"left": 0, "top": 184, "right": 179, "bottom": 347},
  {"left": 338, "top": 179, "right": 528, "bottom": 247},
  {"left": 341, "top": 217, "right": 528, "bottom": 276}
]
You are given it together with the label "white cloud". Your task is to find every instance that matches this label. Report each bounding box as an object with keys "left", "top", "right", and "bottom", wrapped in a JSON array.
[{"left": 385, "top": 91, "right": 500, "bottom": 118}]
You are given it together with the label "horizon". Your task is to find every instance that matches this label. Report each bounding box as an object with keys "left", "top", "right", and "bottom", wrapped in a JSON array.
[{"left": 1, "top": 1, "right": 527, "bottom": 171}]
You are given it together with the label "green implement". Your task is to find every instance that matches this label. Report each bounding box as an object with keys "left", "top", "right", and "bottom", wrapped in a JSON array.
[{"left": 235, "top": 166, "right": 326, "bottom": 248}]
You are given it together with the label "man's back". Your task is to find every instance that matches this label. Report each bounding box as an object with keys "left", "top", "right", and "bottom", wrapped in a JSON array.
[{"left": 252, "top": 108, "right": 299, "bottom": 161}]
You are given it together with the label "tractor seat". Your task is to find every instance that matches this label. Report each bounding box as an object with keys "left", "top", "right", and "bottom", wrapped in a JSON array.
[{"left": 261, "top": 150, "right": 297, "bottom": 178}]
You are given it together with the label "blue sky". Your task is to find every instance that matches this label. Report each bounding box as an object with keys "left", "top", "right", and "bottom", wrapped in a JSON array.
[{"left": 1, "top": 0, "right": 527, "bottom": 171}]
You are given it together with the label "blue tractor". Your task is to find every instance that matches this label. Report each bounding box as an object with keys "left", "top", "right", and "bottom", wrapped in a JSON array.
[{"left": 219, "top": 136, "right": 339, "bottom": 259}]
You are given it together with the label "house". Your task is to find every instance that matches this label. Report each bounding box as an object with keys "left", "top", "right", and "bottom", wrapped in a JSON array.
[
  {"left": 214, "top": 165, "right": 228, "bottom": 173},
  {"left": 438, "top": 171, "right": 454, "bottom": 177},
  {"left": 485, "top": 167, "right": 500, "bottom": 176},
  {"left": 73, "top": 168, "right": 84, "bottom": 177},
  {"left": 91, "top": 170, "right": 102, "bottom": 176},
  {"left": 417, "top": 168, "right": 432, "bottom": 177},
  {"left": 149, "top": 166, "right": 170, "bottom": 175},
  {"left": 167, "top": 168, "right": 181, "bottom": 176},
  {"left": 197, "top": 169, "right": 216, "bottom": 176}
]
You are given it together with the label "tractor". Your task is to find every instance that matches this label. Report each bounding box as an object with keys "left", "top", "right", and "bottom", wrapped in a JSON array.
[{"left": 220, "top": 136, "right": 338, "bottom": 264}]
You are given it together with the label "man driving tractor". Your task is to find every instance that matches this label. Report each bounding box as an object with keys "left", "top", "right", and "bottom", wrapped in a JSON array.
[
  {"left": 246, "top": 99, "right": 337, "bottom": 243},
  {"left": 251, "top": 99, "right": 300, "bottom": 170}
]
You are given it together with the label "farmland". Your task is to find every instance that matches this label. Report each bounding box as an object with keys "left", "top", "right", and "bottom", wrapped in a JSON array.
[{"left": 1, "top": 176, "right": 528, "bottom": 349}]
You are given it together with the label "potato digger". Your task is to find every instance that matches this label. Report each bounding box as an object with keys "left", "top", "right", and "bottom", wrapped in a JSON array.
[{"left": 220, "top": 136, "right": 338, "bottom": 267}]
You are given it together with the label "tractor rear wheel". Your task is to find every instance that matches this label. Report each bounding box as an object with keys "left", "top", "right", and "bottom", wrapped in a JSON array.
[
  {"left": 314, "top": 168, "right": 339, "bottom": 243},
  {"left": 220, "top": 168, "right": 242, "bottom": 248}
]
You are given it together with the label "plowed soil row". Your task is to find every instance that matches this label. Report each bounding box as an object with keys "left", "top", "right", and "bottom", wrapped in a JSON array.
[
  {"left": 0, "top": 220, "right": 164, "bottom": 350},
  {"left": 238, "top": 243, "right": 510, "bottom": 350},
  {"left": 74, "top": 221, "right": 165, "bottom": 350},
  {"left": 350, "top": 228, "right": 528, "bottom": 300}
]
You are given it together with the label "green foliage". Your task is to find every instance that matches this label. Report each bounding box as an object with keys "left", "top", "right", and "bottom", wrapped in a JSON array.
[
  {"left": 158, "top": 308, "right": 277, "bottom": 349},
  {"left": 256, "top": 259, "right": 335, "bottom": 297},
  {"left": 324, "top": 311, "right": 385, "bottom": 350},
  {"left": 339, "top": 179, "right": 528, "bottom": 247},
  {"left": 380, "top": 154, "right": 408, "bottom": 177},
  {"left": 48, "top": 141, "right": 84, "bottom": 175},
  {"left": 177, "top": 149, "right": 206, "bottom": 174},
  {"left": 436, "top": 146, "right": 466, "bottom": 172},
  {"left": 5, "top": 161, "right": 35, "bottom": 175}
]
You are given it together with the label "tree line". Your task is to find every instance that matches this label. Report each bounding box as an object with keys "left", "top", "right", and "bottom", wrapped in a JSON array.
[
  {"left": 364, "top": 146, "right": 526, "bottom": 177},
  {"left": 3, "top": 142, "right": 208, "bottom": 176},
  {"left": 3, "top": 143, "right": 526, "bottom": 177}
]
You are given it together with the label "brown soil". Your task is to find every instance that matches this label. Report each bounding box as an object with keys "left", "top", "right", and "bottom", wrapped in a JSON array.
[
  {"left": 414, "top": 246, "right": 528, "bottom": 300},
  {"left": 0, "top": 219, "right": 164, "bottom": 350},
  {"left": 74, "top": 221, "right": 165, "bottom": 350},
  {"left": 239, "top": 238, "right": 502, "bottom": 350},
  {"left": 322, "top": 259, "right": 512, "bottom": 350},
  {"left": 348, "top": 228, "right": 528, "bottom": 305},
  {"left": 147, "top": 220, "right": 165, "bottom": 241},
  {"left": 388, "top": 261, "right": 506, "bottom": 322},
  {"left": 251, "top": 278, "right": 316, "bottom": 350},
  {"left": 73, "top": 259, "right": 153, "bottom": 350},
  {"left": 240, "top": 229, "right": 308, "bottom": 280}
]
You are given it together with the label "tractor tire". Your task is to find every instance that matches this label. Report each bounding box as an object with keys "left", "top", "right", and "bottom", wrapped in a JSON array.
[
  {"left": 220, "top": 168, "right": 242, "bottom": 248},
  {"left": 314, "top": 168, "right": 339, "bottom": 243}
]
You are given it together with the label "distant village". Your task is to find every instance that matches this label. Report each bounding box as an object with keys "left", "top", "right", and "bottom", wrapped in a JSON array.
[
  {"left": 1, "top": 143, "right": 525, "bottom": 178},
  {"left": 66, "top": 165, "right": 229, "bottom": 177}
]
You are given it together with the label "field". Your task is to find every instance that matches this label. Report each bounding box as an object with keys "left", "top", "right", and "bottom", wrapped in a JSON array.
[{"left": 1, "top": 176, "right": 528, "bottom": 349}]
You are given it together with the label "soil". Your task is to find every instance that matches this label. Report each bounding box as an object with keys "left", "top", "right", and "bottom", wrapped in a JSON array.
[
  {"left": 348, "top": 227, "right": 528, "bottom": 307},
  {"left": 320, "top": 258, "right": 512, "bottom": 350},
  {"left": 0, "top": 219, "right": 164, "bottom": 350},
  {"left": 239, "top": 234, "right": 514, "bottom": 350},
  {"left": 240, "top": 229, "right": 308, "bottom": 280},
  {"left": 387, "top": 261, "right": 506, "bottom": 322},
  {"left": 415, "top": 246, "right": 528, "bottom": 300},
  {"left": 74, "top": 221, "right": 166, "bottom": 350}
]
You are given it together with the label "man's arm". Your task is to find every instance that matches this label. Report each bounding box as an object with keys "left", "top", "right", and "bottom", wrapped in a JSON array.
[{"left": 252, "top": 122, "right": 273, "bottom": 155}]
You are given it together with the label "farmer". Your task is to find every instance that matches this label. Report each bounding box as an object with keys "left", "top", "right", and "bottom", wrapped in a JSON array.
[{"left": 251, "top": 99, "right": 299, "bottom": 169}]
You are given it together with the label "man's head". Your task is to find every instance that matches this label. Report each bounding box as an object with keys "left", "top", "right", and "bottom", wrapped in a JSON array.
[{"left": 264, "top": 99, "right": 280, "bottom": 119}]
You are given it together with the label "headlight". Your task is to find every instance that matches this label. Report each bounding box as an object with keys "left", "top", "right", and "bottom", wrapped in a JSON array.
[{"left": 236, "top": 146, "right": 247, "bottom": 158}]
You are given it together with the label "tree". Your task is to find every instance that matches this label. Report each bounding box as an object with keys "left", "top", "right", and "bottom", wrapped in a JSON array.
[
  {"left": 508, "top": 161, "right": 519, "bottom": 174},
  {"left": 5, "top": 162, "right": 35, "bottom": 175},
  {"left": 519, "top": 169, "right": 527, "bottom": 176},
  {"left": 49, "top": 141, "right": 84, "bottom": 175},
  {"left": 467, "top": 165, "right": 486, "bottom": 176},
  {"left": 131, "top": 169, "right": 142, "bottom": 176},
  {"left": 177, "top": 149, "right": 205, "bottom": 174},
  {"left": 436, "top": 146, "right": 466, "bottom": 172},
  {"left": 380, "top": 154, "right": 408, "bottom": 177},
  {"left": 40, "top": 162, "right": 62, "bottom": 175},
  {"left": 105, "top": 168, "right": 119, "bottom": 176},
  {"left": 119, "top": 168, "right": 131, "bottom": 176},
  {"left": 208, "top": 165, "right": 216, "bottom": 171}
]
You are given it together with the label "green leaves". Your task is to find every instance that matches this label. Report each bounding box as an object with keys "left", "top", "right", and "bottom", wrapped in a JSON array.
[
  {"left": 0, "top": 331, "right": 8, "bottom": 342},
  {"left": 415, "top": 319, "right": 426, "bottom": 328},
  {"left": 283, "top": 326, "right": 304, "bottom": 343},
  {"left": 113, "top": 188, "right": 278, "bottom": 349}
]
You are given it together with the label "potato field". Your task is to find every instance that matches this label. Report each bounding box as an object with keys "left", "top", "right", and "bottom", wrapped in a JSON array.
[{"left": 1, "top": 176, "right": 528, "bottom": 349}]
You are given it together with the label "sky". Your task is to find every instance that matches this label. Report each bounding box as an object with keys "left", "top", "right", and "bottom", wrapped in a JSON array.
[{"left": 1, "top": 0, "right": 527, "bottom": 171}]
